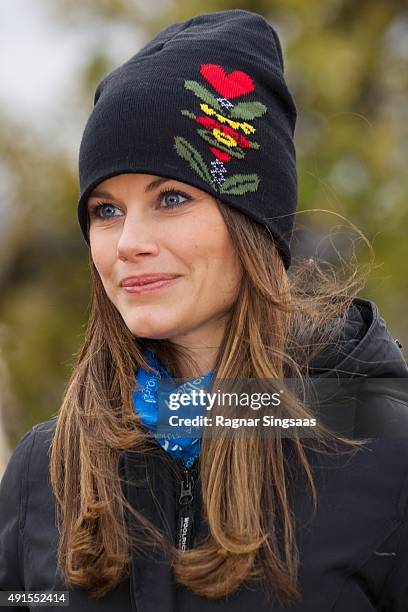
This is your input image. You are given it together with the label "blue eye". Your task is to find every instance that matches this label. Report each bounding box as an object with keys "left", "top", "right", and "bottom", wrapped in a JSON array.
[
  {"left": 159, "top": 188, "right": 192, "bottom": 209},
  {"left": 89, "top": 202, "right": 122, "bottom": 220}
]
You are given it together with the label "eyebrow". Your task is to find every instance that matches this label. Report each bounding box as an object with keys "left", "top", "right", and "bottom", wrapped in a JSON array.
[{"left": 88, "top": 177, "right": 172, "bottom": 200}]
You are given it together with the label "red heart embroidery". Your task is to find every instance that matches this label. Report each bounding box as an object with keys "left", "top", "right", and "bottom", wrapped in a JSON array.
[{"left": 200, "top": 64, "right": 255, "bottom": 99}]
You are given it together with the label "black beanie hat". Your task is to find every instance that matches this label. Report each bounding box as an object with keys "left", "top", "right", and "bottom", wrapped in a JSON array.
[{"left": 77, "top": 9, "right": 298, "bottom": 269}]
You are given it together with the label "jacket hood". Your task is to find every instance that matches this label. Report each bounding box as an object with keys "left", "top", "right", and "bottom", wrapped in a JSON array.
[{"left": 309, "top": 297, "right": 408, "bottom": 378}]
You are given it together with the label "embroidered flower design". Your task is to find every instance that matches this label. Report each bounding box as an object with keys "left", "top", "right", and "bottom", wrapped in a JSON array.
[{"left": 173, "top": 63, "right": 267, "bottom": 195}]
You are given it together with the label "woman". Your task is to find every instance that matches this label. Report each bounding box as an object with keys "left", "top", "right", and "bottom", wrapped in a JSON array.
[{"left": 1, "top": 9, "right": 408, "bottom": 611}]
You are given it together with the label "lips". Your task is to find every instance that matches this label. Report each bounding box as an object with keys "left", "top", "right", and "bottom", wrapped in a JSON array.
[{"left": 120, "top": 273, "right": 181, "bottom": 287}]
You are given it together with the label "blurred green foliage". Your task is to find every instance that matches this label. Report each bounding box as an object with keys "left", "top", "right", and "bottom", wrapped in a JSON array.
[{"left": 0, "top": 0, "right": 407, "bottom": 445}]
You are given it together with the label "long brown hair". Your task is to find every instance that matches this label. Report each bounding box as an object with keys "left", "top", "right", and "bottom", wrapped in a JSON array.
[{"left": 50, "top": 199, "right": 374, "bottom": 606}]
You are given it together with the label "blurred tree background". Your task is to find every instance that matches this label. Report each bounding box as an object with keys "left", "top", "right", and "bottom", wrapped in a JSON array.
[{"left": 0, "top": 0, "right": 407, "bottom": 463}]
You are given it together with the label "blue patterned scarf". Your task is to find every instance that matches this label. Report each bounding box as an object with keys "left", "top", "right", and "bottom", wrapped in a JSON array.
[{"left": 132, "top": 348, "right": 214, "bottom": 468}]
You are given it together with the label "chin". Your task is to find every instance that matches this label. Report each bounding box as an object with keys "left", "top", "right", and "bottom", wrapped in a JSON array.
[{"left": 123, "top": 313, "right": 183, "bottom": 340}]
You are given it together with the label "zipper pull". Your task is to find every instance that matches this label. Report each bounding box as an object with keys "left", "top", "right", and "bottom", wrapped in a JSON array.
[{"left": 176, "top": 462, "right": 197, "bottom": 551}]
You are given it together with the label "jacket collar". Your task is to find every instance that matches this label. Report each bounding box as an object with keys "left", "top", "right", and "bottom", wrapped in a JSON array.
[{"left": 309, "top": 297, "right": 408, "bottom": 378}]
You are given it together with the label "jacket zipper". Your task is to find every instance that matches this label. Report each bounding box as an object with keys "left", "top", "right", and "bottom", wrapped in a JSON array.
[{"left": 176, "top": 459, "right": 198, "bottom": 551}]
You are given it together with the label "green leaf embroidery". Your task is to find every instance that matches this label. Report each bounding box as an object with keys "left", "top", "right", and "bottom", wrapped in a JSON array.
[
  {"left": 181, "top": 110, "right": 197, "bottom": 120},
  {"left": 184, "top": 80, "right": 222, "bottom": 112},
  {"left": 219, "top": 173, "right": 260, "bottom": 195},
  {"left": 229, "top": 101, "right": 268, "bottom": 120},
  {"left": 196, "top": 129, "right": 246, "bottom": 159},
  {"left": 173, "top": 136, "right": 214, "bottom": 186}
]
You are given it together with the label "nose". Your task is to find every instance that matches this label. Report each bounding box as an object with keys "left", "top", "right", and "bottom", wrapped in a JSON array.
[{"left": 116, "top": 210, "right": 159, "bottom": 260}]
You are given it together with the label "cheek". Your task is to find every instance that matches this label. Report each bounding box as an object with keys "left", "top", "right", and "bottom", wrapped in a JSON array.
[
  {"left": 205, "top": 225, "right": 238, "bottom": 273},
  {"left": 90, "top": 240, "right": 115, "bottom": 284},
  {"left": 184, "top": 223, "right": 240, "bottom": 291}
]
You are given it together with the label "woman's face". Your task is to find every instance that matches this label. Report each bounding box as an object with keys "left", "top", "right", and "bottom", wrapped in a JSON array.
[{"left": 87, "top": 173, "right": 242, "bottom": 344}]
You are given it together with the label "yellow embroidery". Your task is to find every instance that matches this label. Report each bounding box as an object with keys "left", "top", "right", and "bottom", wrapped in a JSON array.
[
  {"left": 213, "top": 129, "right": 237, "bottom": 148},
  {"left": 199, "top": 103, "right": 217, "bottom": 117},
  {"left": 236, "top": 123, "right": 256, "bottom": 136},
  {"left": 200, "top": 103, "right": 256, "bottom": 135}
]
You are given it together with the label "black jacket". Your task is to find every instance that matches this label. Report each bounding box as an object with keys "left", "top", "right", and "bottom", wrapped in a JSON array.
[{"left": 1, "top": 297, "right": 408, "bottom": 611}]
